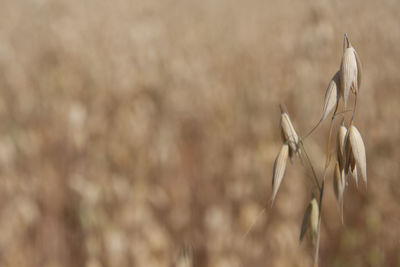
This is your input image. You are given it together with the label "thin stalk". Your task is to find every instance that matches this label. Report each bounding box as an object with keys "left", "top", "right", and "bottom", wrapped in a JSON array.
[
  {"left": 313, "top": 101, "right": 339, "bottom": 267},
  {"left": 242, "top": 208, "right": 266, "bottom": 240},
  {"left": 299, "top": 141, "right": 321, "bottom": 192},
  {"left": 302, "top": 119, "right": 323, "bottom": 140},
  {"left": 301, "top": 108, "right": 351, "bottom": 142},
  {"left": 242, "top": 197, "right": 276, "bottom": 240}
]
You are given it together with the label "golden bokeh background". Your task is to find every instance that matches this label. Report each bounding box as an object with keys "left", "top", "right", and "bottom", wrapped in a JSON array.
[{"left": 0, "top": 0, "right": 399, "bottom": 266}]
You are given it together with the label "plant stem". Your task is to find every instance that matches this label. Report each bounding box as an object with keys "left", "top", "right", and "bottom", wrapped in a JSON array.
[
  {"left": 299, "top": 141, "right": 321, "bottom": 192},
  {"left": 301, "top": 108, "right": 352, "bottom": 142},
  {"left": 302, "top": 119, "right": 323, "bottom": 140},
  {"left": 313, "top": 101, "right": 339, "bottom": 267},
  {"left": 242, "top": 208, "right": 266, "bottom": 240}
]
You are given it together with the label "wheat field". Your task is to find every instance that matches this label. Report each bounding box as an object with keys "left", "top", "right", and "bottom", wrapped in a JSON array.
[{"left": 0, "top": 0, "right": 399, "bottom": 266}]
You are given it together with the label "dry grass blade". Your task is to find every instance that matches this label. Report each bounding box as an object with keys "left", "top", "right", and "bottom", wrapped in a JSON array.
[
  {"left": 271, "top": 143, "right": 289, "bottom": 205},
  {"left": 321, "top": 71, "right": 340, "bottom": 122},
  {"left": 299, "top": 200, "right": 312, "bottom": 244},
  {"left": 310, "top": 198, "right": 319, "bottom": 244},
  {"left": 349, "top": 125, "right": 367, "bottom": 186}
]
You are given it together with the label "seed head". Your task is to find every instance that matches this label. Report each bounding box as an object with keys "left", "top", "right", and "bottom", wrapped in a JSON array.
[
  {"left": 321, "top": 71, "right": 340, "bottom": 122},
  {"left": 340, "top": 34, "right": 362, "bottom": 108},
  {"left": 298, "top": 198, "right": 319, "bottom": 245},
  {"left": 280, "top": 105, "right": 300, "bottom": 159},
  {"left": 349, "top": 125, "right": 367, "bottom": 187},
  {"left": 271, "top": 143, "right": 289, "bottom": 205}
]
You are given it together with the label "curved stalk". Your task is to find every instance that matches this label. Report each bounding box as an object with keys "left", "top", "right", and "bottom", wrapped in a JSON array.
[
  {"left": 301, "top": 108, "right": 352, "bottom": 142},
  {"left": 302, "top": 119, "right": 323, "bottom": 140}
]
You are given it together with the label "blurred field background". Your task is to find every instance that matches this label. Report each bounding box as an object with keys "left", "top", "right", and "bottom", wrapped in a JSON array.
[{"left": 0, "top": 0, "right": 399, "bottom": 266}]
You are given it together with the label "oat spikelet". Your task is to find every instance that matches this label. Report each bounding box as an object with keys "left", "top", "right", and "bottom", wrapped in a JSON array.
[
  {"left": 336, "top": 123, "right": 347, "bottom": 170},
  {"left": 333, "top": 161, "right": 345, "bottom": 223},
  {"left": 280, "top": 106, "right": 299, "bottom": 156},
  {"left": 310, "top": 198, "right": 319, "bottom": 244},
  {"left": 321, "top": 71, "right": 340, "bottom": 122},
  {"left": 349, "top": 125, "right": 367, "bottom": 186},
  {"left": 340, "top": 47, "right": 358, "bottom": 108},
  {"left": 340, "top": 34, "right": 361, "bottom": 108},
  {"left": 271, "top": 143, "right": 289, "bottom": 204}
]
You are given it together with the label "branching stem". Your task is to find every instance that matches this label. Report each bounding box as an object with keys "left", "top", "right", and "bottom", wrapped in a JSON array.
[{"left": 312, "top": 100, "right": 339, "bottom": 267}]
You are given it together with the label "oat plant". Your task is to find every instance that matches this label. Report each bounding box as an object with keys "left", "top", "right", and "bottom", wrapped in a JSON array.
[{"left": 271, "top": 34, "right": 366, "bottom": 266}]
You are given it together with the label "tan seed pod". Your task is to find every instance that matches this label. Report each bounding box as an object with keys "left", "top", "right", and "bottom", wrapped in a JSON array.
[
  {"left": 340, "top": 34, "right": 361, "bottom": 108},
  {"left": 280, "top": 111, "right": 299, "bottom": 153},
  {"left": 333, "top": 161, "right": 345, "bottom": 223},
  {"left": 321, "top": 71, "right": 340, "bottom": 122},
  {"left": 340, "top": 47, "right": 358, "bottom": 108},
  {"left": 281, "top": 123, "right": 295, "bottom": 164},
  {"left": 349, "top": 125, "right": 367, "bottom": 186},
  {"left": 336, "top": 123, "right": 347, "bottom": 170},
  {"left": 271, "top": 143, "right": 289, "bottom": 204},
  {"left": 310, "top": 198, "right": 319, "bottom": 244}
]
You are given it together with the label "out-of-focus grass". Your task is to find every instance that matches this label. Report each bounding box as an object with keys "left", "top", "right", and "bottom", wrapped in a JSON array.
[{"left": 0, "top": 0, "right": 399, "bottom": 266}]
